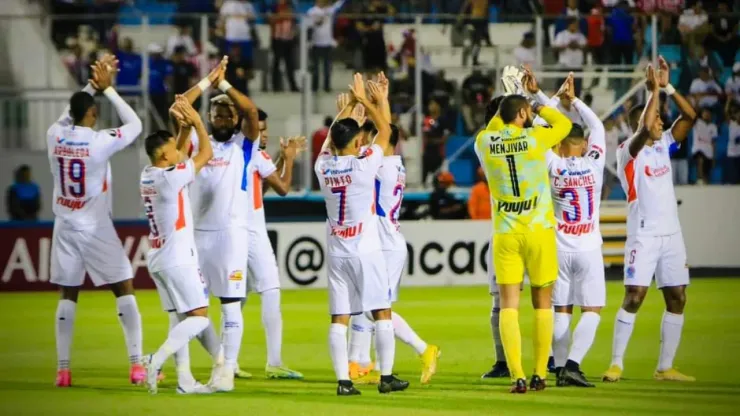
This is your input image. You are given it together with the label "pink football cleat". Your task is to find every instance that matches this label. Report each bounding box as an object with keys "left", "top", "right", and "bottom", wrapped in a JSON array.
[
  {"left": 56, "top": 369, "right": 71, "bottom": 387},
  {"left": 130, "top": 364, "right": 147, "bottom": 385}
]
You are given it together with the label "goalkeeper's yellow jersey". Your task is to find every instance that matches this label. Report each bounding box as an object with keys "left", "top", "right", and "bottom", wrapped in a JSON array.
[{"left": 474, "top": 106, "right": 572, "bottom": 234}]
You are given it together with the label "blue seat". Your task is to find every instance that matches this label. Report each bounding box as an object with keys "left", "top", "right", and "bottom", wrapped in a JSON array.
[
  {"left": 445, "top": 136, "right": 470, "bottom": 158},
  {"left": 670, "top": 68, "right": 681, "bottom": 86},
  {"left": 658, "top": 45, "right": 682, "bottom": 64},
  {"left": 449, "top": 160, "right": 475, "bottom": 186}
]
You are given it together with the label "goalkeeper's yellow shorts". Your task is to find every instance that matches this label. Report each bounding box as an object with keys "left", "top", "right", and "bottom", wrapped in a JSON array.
[{"left": 493, "top": 228, "right": 558, "bottom": 288}]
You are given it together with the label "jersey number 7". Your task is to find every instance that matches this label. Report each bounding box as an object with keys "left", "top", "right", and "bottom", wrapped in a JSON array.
[
  {"left": 57, "top": 157, "right": 86, "bottom": 197},
  {"left": 331, "top": 186, "right": 347, "bottom": 225}
]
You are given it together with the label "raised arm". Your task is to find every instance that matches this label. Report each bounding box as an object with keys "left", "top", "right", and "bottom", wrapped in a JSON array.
[
  {"left": 56, "top": 55, "right": 118, "bottom": 125},
  {"left": 629, "top": 65, "right": 660, "bottom": 158},
  {"left": 182, "top": 56, "right": 228, "bottom": 106},
  {"left": 264, "top": 137, "right": 306, "bottom": 196},
  {"left": 572, "top": 97, "right": 605, "bottom": 149},
  {"left": 373, "top": 72, "right": 392, "bottom": 124},
  {"left": 214, "top": 66, "right": 260, "bottom": 141},
  {"left": 354, "top": 74, "right": 390, "bottom": 150},
  {"left": 175, "top": 96, "right": 213, "bottom": 173},
  {"left": 321, "top": 92, "right": 356, "bottom": 154},
  {"left": 656, "top": 56, "right": 696, "bottom": 143},
  {"left": 90, "top": 61, "right": 142, "bottom": 144}
]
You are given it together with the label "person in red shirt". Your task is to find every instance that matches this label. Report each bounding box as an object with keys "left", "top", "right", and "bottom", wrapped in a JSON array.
[
  {"left": 311, "top": 116, "right": 333, "bottom": 189},
  {"left": 587, "top": 6, "right": 606, "bottom": 88},
  {"left": 467, "top": 167, "right": 491, "bottom": 220}
]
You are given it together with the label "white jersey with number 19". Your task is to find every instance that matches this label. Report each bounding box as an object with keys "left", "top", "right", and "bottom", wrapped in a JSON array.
[
  {"left": 314, "top": 144, "right": 383, "bottom": 257},
  {"left": 140, "top": 160, "right": 197, "bottom": 273},
  {"left": 375, "top": 156, "right": 406, "bottom": 252}
]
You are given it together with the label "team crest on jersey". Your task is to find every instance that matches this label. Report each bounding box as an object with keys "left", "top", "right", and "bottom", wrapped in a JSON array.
[
  {"left": 228, "top": 270, "right": 244, "bottom": 281},
  {"left": 176, "top": 163, "right": 187, "bottom": 170},
  {"left": 626, "top": 266, "right": 635, "bottom": 279},
  {"left": 358, "top": 147, "right": 373, "bottom": 159},
  {"left": 107, "top": 128, "right": 122, "bottom": 139}
]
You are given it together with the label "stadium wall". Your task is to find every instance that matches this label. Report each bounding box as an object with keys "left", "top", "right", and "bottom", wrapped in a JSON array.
[{"left": 2, "top": 210, "right": 739, "bottom": 292}]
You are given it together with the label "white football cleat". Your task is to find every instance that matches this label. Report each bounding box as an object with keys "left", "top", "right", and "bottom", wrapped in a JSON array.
[
  {"left": 209, "top": 363, "right": 235, "bottom": 392},
  {"left": 177, "top": 381, "right": 213, "bottom": 395},
  {"left": 143, "top": 354, "right": 158, "bottom": 395}
]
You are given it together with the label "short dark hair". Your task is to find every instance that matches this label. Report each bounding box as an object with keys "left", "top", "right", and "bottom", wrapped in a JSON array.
[
  {"left": 499, "top": 94, "right": 529, "bottom": 124},
  {"left": 485, "top": 95, "right": 506, "bottom": 123},
  {"left": 628, "top": 104, "right": 645, "bottom": 131},
  {"left": 144, "top": 130, "right": 174, "bottom": 159},
  {"left": 389, "top": 124, "right": 400, "bottom": 147},
  {"left": 330, "top": 118, "right": 361, "bottom": 150},
  {"left": 361, "top": 120, "right": 376, "bottom": 133},
  {"left": 69, "top": 92, "right": 96, "bottom": 124},
  {"left": 173, "top": 45, "right": 187, "bottom": 56},
  {"left": 324, "top": 116, "right": 333, "bottom": 128},
  {"left": 567, "top": 123, "right": 586, "bottom": 140},
  {"left": 258, "top": 109, "right": 268, "bottom": 121}
]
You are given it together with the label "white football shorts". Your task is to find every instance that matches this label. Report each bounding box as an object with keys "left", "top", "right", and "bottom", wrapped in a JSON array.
[
  {"left": 328, "top": 252, "right": 390, "bottom": 315},
  {"left": 623, "top": 232, "right": 690, "bottom": 289},
  {"left": 50, "top": 219, "right": 133, "bottom": 287},
  {"left": 247, "top": 227, "right": 280, "bottom": 294},
  {"left": 384, "top": 248, "right": 407, "bottom": 302},
  {"left": 552, "top": 249, "right": 606, "bottom": 307},
  {"left": 151, "top": 265, "right": 209, "bottom": 313},
  {"left": 195, "top": 226, "right": 248, "bottom": 299}
]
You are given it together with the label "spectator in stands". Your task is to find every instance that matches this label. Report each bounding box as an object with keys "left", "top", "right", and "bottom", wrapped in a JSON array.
[
  {"left": 391, "top": 112, "right": 409, "bottom": 155},
  {"left": 357, "top": 0, "right": 395, "bottom": 73},
  {"left": 308, "top": 0, "right": 346, "bottom": 93},
  {"left": 171, "top": 46, "right": 198, "bottom": 96},
  {"left": 226, "top": 44, "right": 253, "bottom": 95},
  {"left": 553, "top": 18, "right": 587, "bottom": 96},
  {"left": 706, "top": 1, "right": 739, "bottom": 67},
  {"left": 692, "top": 106, "right": 718, "bottom": 184},
  {"left": 6, "top": 165, "right": 41, "bottom": 222},
  {"left": 689, "top": 66, "right": 723, "bottom": 114},
  {"left": 467, "top": 167, "right": 491, "bottom": 220},
  {"left": 147, "top": 43, "right": 173, "bottom": 128},
  {"left": 269, "top": 0, "right": 300, "bottom": 92},
  {"left": 421, "top": 98, "right": 452, "bottom": 186},
  {"left": 116, "top": 37, "right": 142, "bottom": 94},
  {"left": 166, "top": 23, "right": 198, "bottom": 58},
  {"left": 461, "top": 69, "right": 493, "bottom": 134},
  {"left": 678, "top": 0, "right": 709, "bottom": 59},
  {"left": 311, "top": 116, "right": 333, "bottom": 189},
  {"left": 459, "top": 0, "right": 491, "bottom": 67},
  {"left": 694, "top": 46, "right": 723, "bottom": 78},
  {"left": 724, "top": 101, "right": 740, "bottom": 184},
  {"left": 513, "top": 32, "right": 536, "bottom": 68},
  {"left": 219, "top": 0, "right": 257, "bottom": 63},
  {"left": 726, "top": 63, "right": 740, "bottom": 105},
  {"left": 429, "top": 172, "right": 467, "bottom": 220},
  {"left": 607, "top": 1, "right": 636, "bottom": 96},
  {"left": 586, "top": 5, "right": 606, "bottom": 88},
  {"left": 657, "top": 12, "right": 682, "bottom": 46}
]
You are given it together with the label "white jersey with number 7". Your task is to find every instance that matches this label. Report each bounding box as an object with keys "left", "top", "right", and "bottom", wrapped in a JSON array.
[{"left": 314, "top": 144, "right": 384, "bottom": 257}]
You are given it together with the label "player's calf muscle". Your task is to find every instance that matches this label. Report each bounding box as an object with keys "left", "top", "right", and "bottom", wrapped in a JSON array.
[{"left": 661, "top": 285, "right": 687, "bottom": 313}]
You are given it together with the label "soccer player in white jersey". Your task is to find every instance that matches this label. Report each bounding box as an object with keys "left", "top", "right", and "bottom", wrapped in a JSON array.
[
  {"left": 604, "top": 59, "right": 697, "bottom": 383},
  {"left": 346, "top": 73, "right": 441, "bottom": 385},
  {"left": 47, "top": 56, "right": 144, "bottom": 388},
  {"left": 140, "top": 97, "right": 225, "bottom": 395},
  {"left": 173, "top": 57, "right": 260, "bottom": 391},
  {"left": 315, "top": 74, "right": 409, "bottom": 396},
  {"left": 234, "top": 108, "right": 304, "bottom": 380},
  {"left": 534, "top": 73, "right": 606, "bottom": 388}
]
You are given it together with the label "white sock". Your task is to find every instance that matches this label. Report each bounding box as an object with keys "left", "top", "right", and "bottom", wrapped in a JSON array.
[
  {"left": 568, "top": 311, "right": 600, "bottom": 365},
  {"left": 329, "top": 323, "right": 349, "bottom": 381},
  {"left": 261, "top": 289, "right": 283, "bottom": 367},
  {"left": 55, "top": 299, "right": 76, "bottom": 370},
  {"left": 348, "top": 314, "right": 373, "bottom": 366},
  {"left": 115, "top": 295, "right": 142, "bottom": 365},
  {"left": 611, "top": 308, "right": 637, "bottom": 368},
  {"left": 658, "top": 311, "right": 684, "bottom": 371},
  {"left": 375, "top": 319, "right": 395, "bottom": 376},
  {"left": 151, "top": 316, "right": 209, "bottom": 371},
  {"left": 196, "top": 320, "right": 222, "bottom": 359},
  {"left": 167, "top": 312, "right": 193, "bottom": 382},
  {"left": 553, "top": 312, "right": 572, "bottom": 368},
  {"left": 490, "top": 294, "right": 505, "bottom": 362},
  {"left": 220, "top": 302, "right": 243, "bottom": 366},
  {"left": 391, "top": 312, "right": 427, "bottom": 355}
]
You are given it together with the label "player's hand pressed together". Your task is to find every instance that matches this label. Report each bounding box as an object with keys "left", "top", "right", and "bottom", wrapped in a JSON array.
[
  {"left": 522, "top": 66, "right": 540, "bottom": 95},
  {"left": 89, "top": 61, "right": 113, "bottom": 92},
  {"left": 280, "top": 136, "right": 307, "bottom": 161},
  {"left": 209, "top": 56, "right": 229, "bottom": 87},
  {"left": 349, "top": 73, "right": 391, "bottom": 148}
]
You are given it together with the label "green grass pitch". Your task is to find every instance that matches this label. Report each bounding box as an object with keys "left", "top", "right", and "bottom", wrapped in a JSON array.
[{"left": 1, "top": 279, "right": 739, "bottom": 416}]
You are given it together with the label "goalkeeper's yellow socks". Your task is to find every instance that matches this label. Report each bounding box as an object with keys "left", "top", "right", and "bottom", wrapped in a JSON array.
[
  {"left": 534, "top": 308, "right": 554, "bottom": 378},
  {"left": 499, "top": 308, "right": 525, "bottom": 380}
]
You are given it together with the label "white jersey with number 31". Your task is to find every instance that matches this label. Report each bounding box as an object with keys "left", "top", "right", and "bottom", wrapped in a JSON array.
[
  {"left": 375, "top": 156, "right": 407, "bottom": 252},
  {"left": 315, "top": 144, "right": 383, "bottom": 257},
  {"left": 140, "top": 160, "right": 197, "bottom": 273}
]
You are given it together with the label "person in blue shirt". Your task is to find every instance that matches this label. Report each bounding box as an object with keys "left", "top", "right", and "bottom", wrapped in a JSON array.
[
  {"left": 147, "top": 43, "right": 173, "bottom": 127},
  {"left": 607, "top": 2, "right": 636, "bottom": 97},
  {"left": 116, "top": 38, "right": 142, "bottom": 95},
  {"left": 6, "top": 165, "right": 41, "bottom": 221}
]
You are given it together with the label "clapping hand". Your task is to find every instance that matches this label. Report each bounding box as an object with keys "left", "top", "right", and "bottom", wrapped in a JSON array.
[{"left": 280, "top": 136, "right": 307, "bottom": 160}]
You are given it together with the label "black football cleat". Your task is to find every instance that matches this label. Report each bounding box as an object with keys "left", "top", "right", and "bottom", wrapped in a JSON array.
[
  {"left": 547, "top": 356, "right": 557, "bottom": 374},
  {"left": 481, "top": 361, "right": 511, "bottom": 379},
  {"left": 554, "top": 367, "right": 563, "bottom": 379},
  {"left": 510, "top": 378, "right": 527, "bottom": 394},
  {"left": 378, "top": 375, "right": 409, "bottom": 394},
  {"left": 337, "top": 381, "right": 361, "bottom": 396},
  {"left": 557, "top": 363, "right": 595, "bottom": 388},
  {"left": 529, "top": 375, "right": 546, "bottom": 391}
]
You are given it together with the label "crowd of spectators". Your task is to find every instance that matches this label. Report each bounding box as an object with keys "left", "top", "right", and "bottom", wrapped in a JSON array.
[{"left": 46, "top": 0, "right": 740, "bottom": 197}]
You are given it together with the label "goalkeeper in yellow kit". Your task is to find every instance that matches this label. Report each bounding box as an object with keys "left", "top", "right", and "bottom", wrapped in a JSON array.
[{"left": 474, "top": 78, "right": 572, "bottom": 393}]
